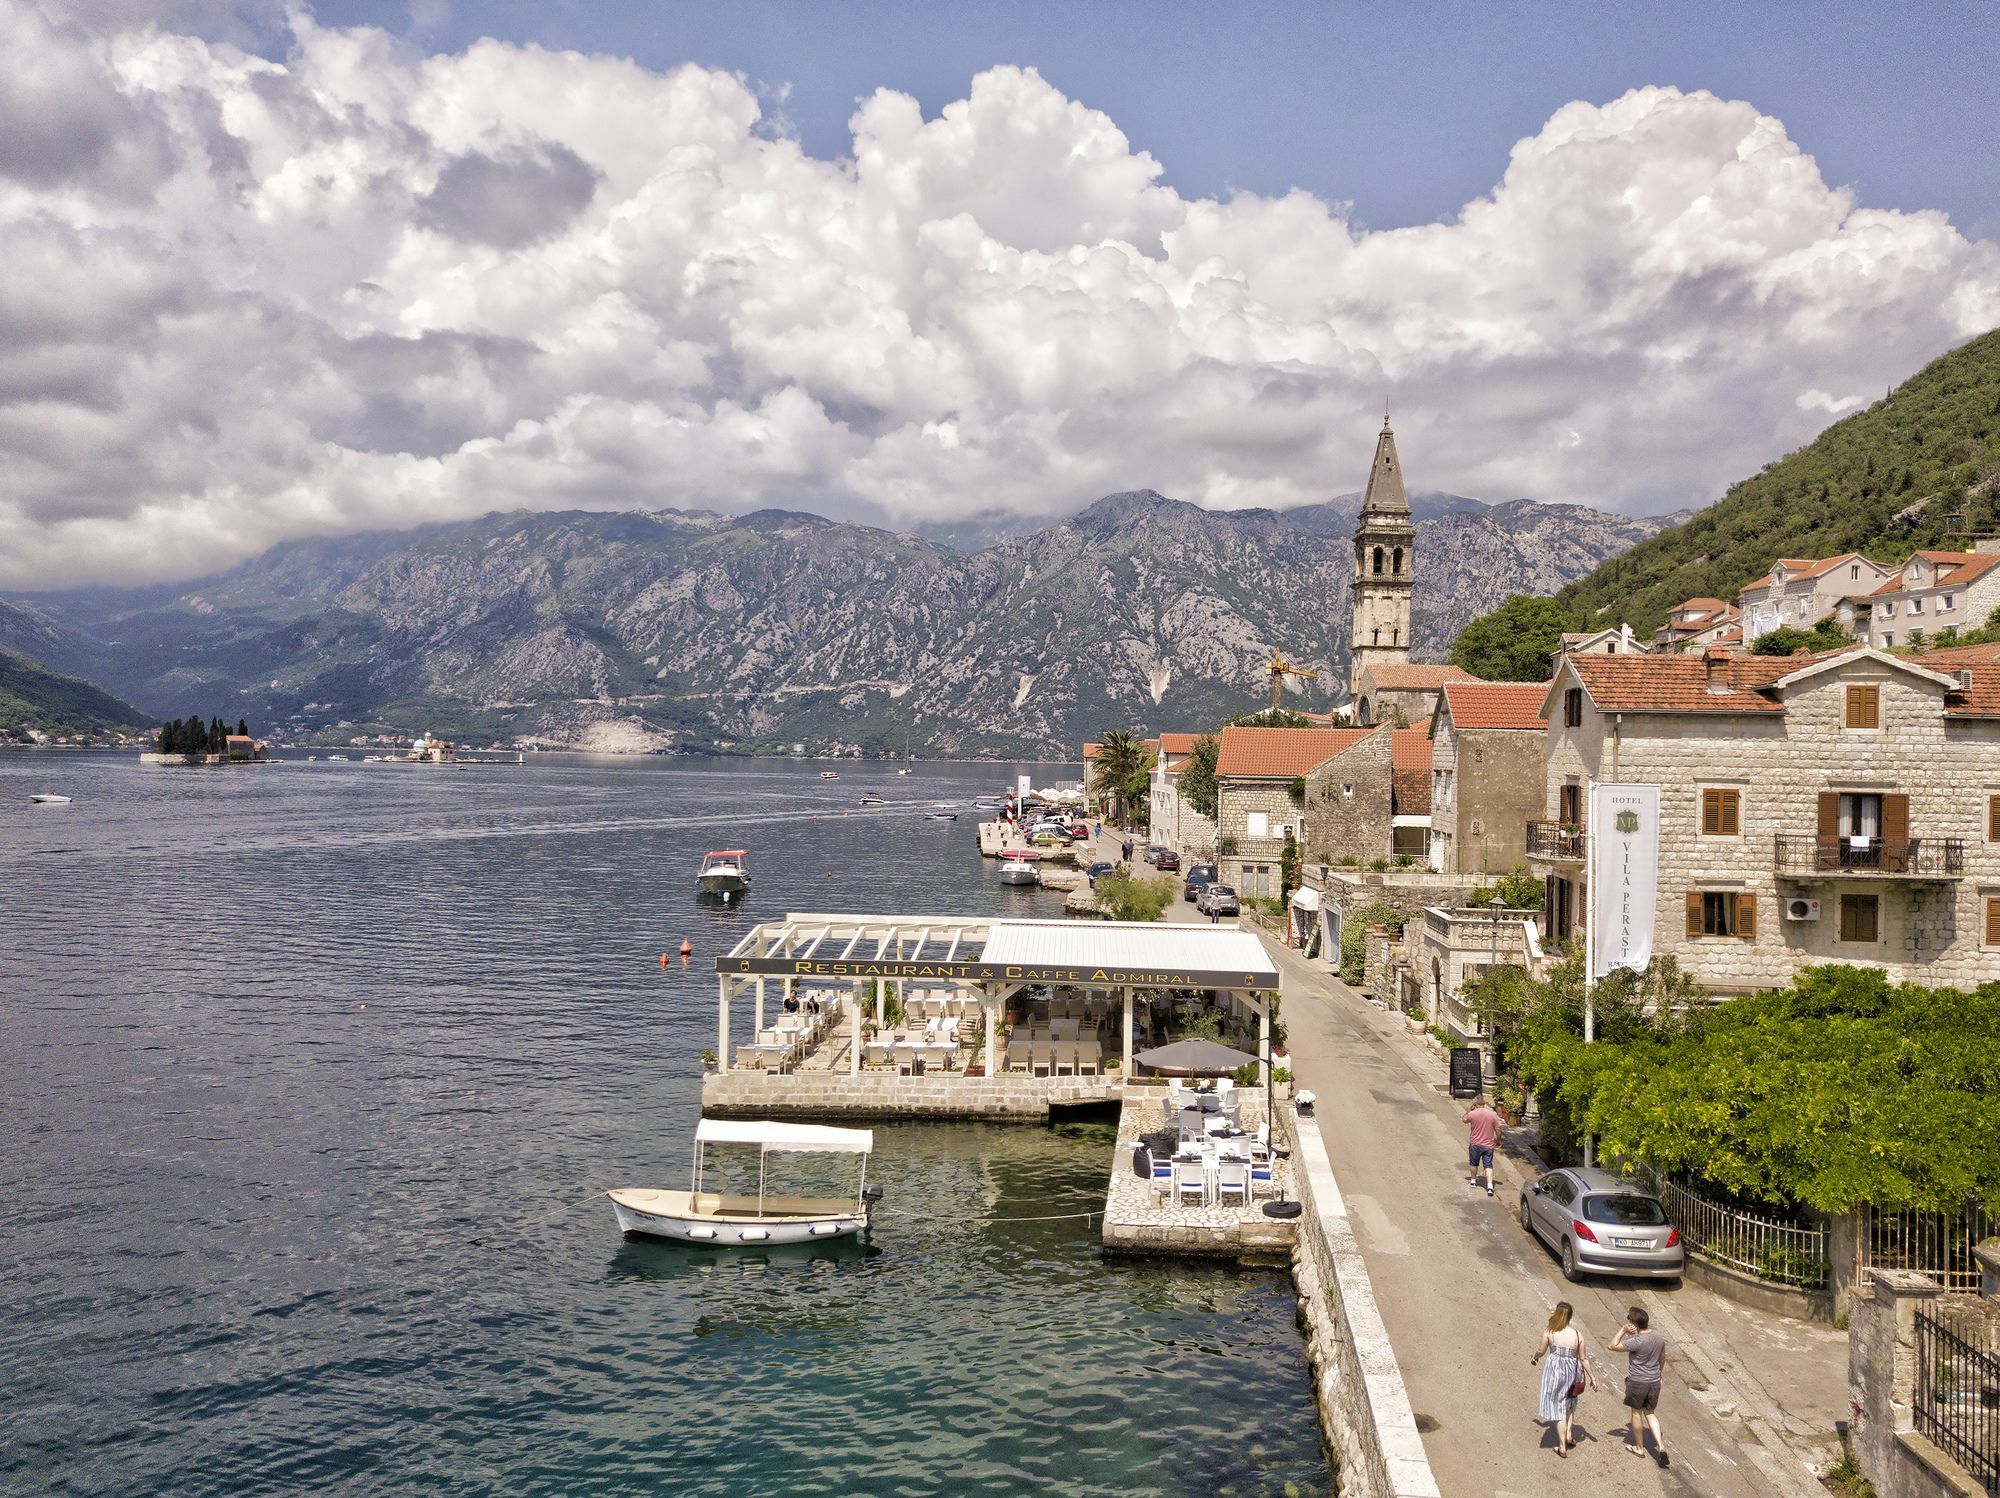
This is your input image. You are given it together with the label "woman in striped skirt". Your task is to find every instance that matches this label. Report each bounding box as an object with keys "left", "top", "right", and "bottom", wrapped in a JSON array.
[{"left": 1531, "top": 1300, "right": 1595, "bottom": 1457}]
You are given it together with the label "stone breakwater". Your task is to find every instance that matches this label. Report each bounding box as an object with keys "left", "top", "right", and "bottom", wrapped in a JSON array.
[{"left": 701, "top": 1070, "right": 1118, "bottom": 1120}]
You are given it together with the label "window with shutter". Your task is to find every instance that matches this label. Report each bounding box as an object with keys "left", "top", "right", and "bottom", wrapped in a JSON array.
[
  {"left": 1988, "top": 795, "right": 2000, "bottom": 842},
  {"left": 1736, "top": 893, "right": 1757, "bottom": 939},
  {"left": 1564, "top": 689, "right": 1583, "bottom": 728},
  {"left": 1838, "top": 893, "right": 1880, "bottom": 943},
  {"left": 1845, "top": 684, "right": 1880, "bottom": 730},
  {"left": 1986, "top": 897, "right": 2000, "bottom": 947},
  {"left": 1700, "top": 787, "right": 1741, "bottom": 837}
]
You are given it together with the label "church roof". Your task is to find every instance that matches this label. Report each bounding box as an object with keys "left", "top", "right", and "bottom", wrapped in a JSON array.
[{"left": 1359, "top": 418, "right": 1410, "bottom": 516}]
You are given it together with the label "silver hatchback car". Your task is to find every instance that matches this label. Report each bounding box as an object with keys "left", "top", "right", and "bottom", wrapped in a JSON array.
[{"left": 1519, "top": 1166, "right": 1685, "bottom": 1283}]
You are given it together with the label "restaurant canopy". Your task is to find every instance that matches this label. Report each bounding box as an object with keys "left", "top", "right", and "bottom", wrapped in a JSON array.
[{"left": 694, "top": 1119, "right": 874, "bottom": 1154}]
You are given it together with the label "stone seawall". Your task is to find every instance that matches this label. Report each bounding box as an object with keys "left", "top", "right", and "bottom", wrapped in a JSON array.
[
  {"left": 1283, "top": 1107, "right": 1442, "bottom": 1498},
  {"left": 701, "top": 1072, "right": 1118, "bottom": 1120}
]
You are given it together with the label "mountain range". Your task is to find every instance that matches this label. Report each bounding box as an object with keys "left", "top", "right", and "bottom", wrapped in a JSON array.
[{"left": 2, "top": 491, "right": 1662, "bottom": 756}]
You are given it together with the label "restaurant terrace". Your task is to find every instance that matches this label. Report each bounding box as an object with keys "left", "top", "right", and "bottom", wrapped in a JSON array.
[{"left": 707, "top": 914, "right": 1282, "bottom": 1118}]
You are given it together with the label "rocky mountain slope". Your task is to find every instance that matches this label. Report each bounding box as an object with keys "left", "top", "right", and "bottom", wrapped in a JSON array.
[{"left": 13, "top": 493, "right": 1663, "bottom": 755}]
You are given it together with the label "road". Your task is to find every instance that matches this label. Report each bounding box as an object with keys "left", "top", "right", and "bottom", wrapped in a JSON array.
[{"left": 1123, "top": 857, "right": 1845, "bottom": 1498}]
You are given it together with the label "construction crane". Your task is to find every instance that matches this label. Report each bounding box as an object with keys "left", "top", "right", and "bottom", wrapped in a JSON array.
[{"left": 1267, "top": 649, "right": 1318, "bottom": 712}]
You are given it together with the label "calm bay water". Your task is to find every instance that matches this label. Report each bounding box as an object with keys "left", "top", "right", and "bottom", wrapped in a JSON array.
[{"left": 0, "top": 753, "right": 1328, "bottom": 1496}]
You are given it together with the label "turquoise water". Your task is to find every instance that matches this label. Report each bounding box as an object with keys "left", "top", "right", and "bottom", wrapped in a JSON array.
[{"left": 0, "top": 753, "right": 1329, "bottom": 1495}]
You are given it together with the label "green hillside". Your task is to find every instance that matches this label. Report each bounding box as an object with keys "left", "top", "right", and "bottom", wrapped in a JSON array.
[
  {"left": 0, "top": 648, "right": 152, "bottom": 739},
  {"left": 1524, "top": 328, "right": 2000, "bottom": 637}
]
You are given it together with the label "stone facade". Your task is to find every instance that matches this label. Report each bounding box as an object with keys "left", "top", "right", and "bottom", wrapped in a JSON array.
[
  {"left": 1430, "top": 713, "right": 1544, "bottom": 876},
  {"left": 1412, "top": 906, "right": 1536, "bottom": 1046},
  {"left": 1215, "top": 778, "right": 1304, "bottom": 900},
  {"left": 1303, "top": 726, "right": 1396, "bottom": 869},
  {"left": 702, "top": 1071, "right": 1119, "bottom": 1120},
  {"left": 1148, "top": 742, "right": 1216, "bottom": 857},
  {"left": 1848, "top": 1270, "right": 1996, "bottom": 1498},
  {"left": 1349, "top": 420, "right": 1416, "bottom": 705},
  {"left": 1535, "top": 649, "right": 2000, "bottom": 991},
  {"left": 1868, "top": 548, "right": 2000, "bottom": 650},
  {"left": 1741, "top": 554, "right": 1894, "bottom": 644}
]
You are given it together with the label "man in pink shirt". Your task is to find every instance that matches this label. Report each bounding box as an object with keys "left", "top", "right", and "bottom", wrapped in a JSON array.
[{"left": 1463, "top": 1097, "right": 1501, "bottom": 1196}]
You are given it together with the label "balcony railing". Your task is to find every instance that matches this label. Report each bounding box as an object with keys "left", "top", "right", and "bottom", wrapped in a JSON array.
[
  {"left": 1772, "top": 835, "right": 1965, "bottom": 878},
  {"left": 1526, "top": 821, "right": 1586, "bottom": 860}
]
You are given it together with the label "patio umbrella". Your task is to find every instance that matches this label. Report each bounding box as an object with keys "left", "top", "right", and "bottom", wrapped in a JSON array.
[{"left": 1132, "top": 1037, "right": 1261, "bottom": 1076}]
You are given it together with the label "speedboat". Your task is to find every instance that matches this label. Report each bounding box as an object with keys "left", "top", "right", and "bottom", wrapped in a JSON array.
[
  {"left": 858, "top": 794, "right": 886, "bottom": 806},
  {"left": 696, "top": 849, "right": 750, "bottom": 902},
  {"left": 819, "top": 770, "right": 839, "bottom": 780},
  {"left": 608, "top": 1119, "right": 880, "bottom": 1247},
  {"left": 998, "top": 852, "right": 1039, "bottom": 885},
  {"left": 926, "top": 808, "right": 958, "bottom": 821},
  {"left": 896, "top": 767, "right": 912, "bottom": 776},
  {"left": 972, "top": 795, "right": 1006, "bottom": 810},
  {"left": 29, "top": 794, "right": 70, "bottom": 805}
]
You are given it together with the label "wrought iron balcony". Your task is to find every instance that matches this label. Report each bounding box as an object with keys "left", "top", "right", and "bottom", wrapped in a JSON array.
[
  {"left": 1526, "top": 821, "right": 1586, "bottom": 862},
  {"left": 1772, "top": 835, "right": 1964, "bottom": 879}
]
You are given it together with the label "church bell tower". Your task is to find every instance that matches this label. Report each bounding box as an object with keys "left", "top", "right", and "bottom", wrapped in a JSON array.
[{"left": 1349, "top": 417, "right": 1416, "bottom": 707}]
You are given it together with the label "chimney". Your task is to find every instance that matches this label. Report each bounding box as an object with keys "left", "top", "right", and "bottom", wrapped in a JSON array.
[
  {"left": 1959, "top": 669, "right": 1975, "bottom": 691},
  {"left": 1704, "top": 645, "right": 1731, "bottom": 693}
]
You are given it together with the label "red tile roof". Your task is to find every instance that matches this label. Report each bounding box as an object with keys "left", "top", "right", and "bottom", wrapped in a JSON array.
[
  {"left": 1873, "top": 551, "right": 2000, "bottom": 595},
  {"left": 1363, "top": 663, "right": 1481, "bottom": 691},
  {"left": 1215, "top": 726, "right": 1370, "bottom": 778},
  {"left": 1561, "top": 651, "right": 1809, "bottom": 713},
  {"left": 1081, "top": 742, "right": 1099, "bottom": 760},
  {"left": 1440, "top": 681, "right": 1549, "bottom": 731}
]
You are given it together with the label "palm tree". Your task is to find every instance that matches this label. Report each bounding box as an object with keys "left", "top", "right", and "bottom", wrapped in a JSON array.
[{"left": 1091, "top": 730, "right": 1152, "bottom": 825}]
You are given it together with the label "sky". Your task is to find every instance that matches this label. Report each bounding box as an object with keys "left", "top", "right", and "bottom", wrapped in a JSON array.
[{"left": 4, "top": 0, "right": 1999, "bottom": 587}]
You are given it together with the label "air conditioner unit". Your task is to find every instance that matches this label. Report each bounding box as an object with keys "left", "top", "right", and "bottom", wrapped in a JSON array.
[{"left": 1784, "top": 897, "right": 1821, "bottom": 922}]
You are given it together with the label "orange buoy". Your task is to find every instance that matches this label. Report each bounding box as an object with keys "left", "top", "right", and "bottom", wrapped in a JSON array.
[
  {"left": 679, "top": 939, "right": 693, "bottom": 957},
  {"left": 660, "top": 953, "right": 669, "bottom": 967}
]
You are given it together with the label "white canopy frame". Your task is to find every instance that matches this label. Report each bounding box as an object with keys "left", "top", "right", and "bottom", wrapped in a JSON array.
[{"left": 691, "top": 1119, "right": 875, "bottom": 1217}]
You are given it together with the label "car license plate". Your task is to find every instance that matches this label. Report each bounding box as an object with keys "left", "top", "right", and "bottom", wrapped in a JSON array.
[{"left": 1613, "top": 1237, "right": 1648, "bottom": 1249}]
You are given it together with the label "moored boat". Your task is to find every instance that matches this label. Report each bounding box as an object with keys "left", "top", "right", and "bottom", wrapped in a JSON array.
[
  {"left": 608, "top": 1119, "right": 879, "bottom": 1247},
  {"left": 696, "top": 849, "right": 750, "bottom": 901},
  {"left": 998, "top": 852, "right": 1039, "bottom": 885},
  {"left": 29, "top": 793, "right": 71, "bottom": 805}
]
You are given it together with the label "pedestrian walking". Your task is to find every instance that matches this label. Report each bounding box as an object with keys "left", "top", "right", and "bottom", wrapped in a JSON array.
[
  {"left": 1609, "top": 1305, "right": 1670, "bottom": 1467},
  {"left": 1531, "top": 1301, "right": 1594, "bottom": 1457},
  {"left": 1120, "top": 838, "right": 1133, "bottom": 863},
  {"left": 1462, "top": 1094, "right": 1501, "bottom": 1195}
]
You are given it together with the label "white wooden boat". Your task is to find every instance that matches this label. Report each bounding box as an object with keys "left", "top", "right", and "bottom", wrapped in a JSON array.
[
  {"left": 696, "top": 849, "right": 750, "bottom": 901},
  {"left": 609, "top": 1119, "right": 879, "bottom": 1246},
  {"left": 29, "top": 793, "right": 71, "bottom": 805},
  {"left": 998, "top": 852, "right": 1039, "bottom": 885},
  {"left": 818, "top": 770, "right": 838, "bottom": 780}
]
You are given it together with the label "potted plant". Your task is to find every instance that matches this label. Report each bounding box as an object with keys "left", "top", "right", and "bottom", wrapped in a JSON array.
[
  {"left": 1271, "top": 1066, "right": 1293, "bottom": 1100},
  {"left": 699, "top": 1048, "right": 718, "bottom": 1073}
]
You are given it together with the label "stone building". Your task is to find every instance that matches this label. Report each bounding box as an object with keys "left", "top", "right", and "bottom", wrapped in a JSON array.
[
  {"left": 1214, "top": 727, "right": 1364, "bottom": 900},
  {"left": 1146, "top": 732, "right": 1216, "bottom": 856},
  {"left": 1560, "top": 624, "right": 1642, "bottom": 656},
  {"left": 1739, "top": 554, "right": 1894, "bottom": 644},
  {"left": 1348, "top": 418, "right": 1416, "bottom": 706},
  {"left": 1862, "top": 548, "right": 2000, "bottom": 649},
  {"left": 1428, "top": 680, "right": 1548, "bottom": 876},
  {"left": 1530, "top": 644, "right": 2000, "bottom": 992},
  {"left": 1351, "top": 661, "right": 1479, "bottom": 728}
]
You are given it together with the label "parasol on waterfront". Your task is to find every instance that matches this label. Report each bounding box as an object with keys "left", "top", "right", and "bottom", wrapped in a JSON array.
[{"left": 1132, "top": 1037, "right": 1261, "bottom": 1076}]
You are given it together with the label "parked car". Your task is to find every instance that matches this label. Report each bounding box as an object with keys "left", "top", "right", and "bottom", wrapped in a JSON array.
[
  {"left": 1086, "top": 861, "right": 1117, "bottom": 886},
  {"left": 1028, "top": 826, "right": 1070, "bottom": 847},
  {"left": 1182, "top": 865, "right": 1217, "bottom": 902},
  {"left": 1153, "top": 850, "right": 1181, "bottom": 873},
  {"left": 1067, "top": 824, "right": 1091, "bottom": 842},
  {"left": 1199, "top": 882, "right": 1237, "bottom": 915},
  {"left": 1518, "top": 1166, "right": 1684, "bottom": 1283},
  {"left": 1140, "top": 844, "right": 1165, "bottom": 865}
]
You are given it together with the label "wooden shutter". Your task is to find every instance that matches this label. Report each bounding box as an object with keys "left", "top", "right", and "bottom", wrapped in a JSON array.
[
  {"left": 1718, "top": 789, "right": 1740, "bottom": 836},
  {"left": 1846, "top": 684, "right": 1880, "bottom": 729},
  {"left": 1882, "top": 793, "right": 1910, "bottom": 851},
  {"left": 1685, "top": 891, "right": 1704, "bottom": 937},
  {"left": 1987, "top": 897, "right": 2000, "bottom": 947},
  {"left": 1702, "top": 789, "right": 1721, "bottom": 835},
  {"left": 1736, "top": 893, "right": 1757, "bottom": 939},
  {"left": 1818, "top": 792, "right": 1839, "bottom": 842},
  {"left": 1988, "top": 794, "right": 1999, "bottom": 842}
]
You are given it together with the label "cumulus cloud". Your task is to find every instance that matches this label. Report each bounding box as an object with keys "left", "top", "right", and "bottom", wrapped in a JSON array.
[{"left": 1, "top": 0, "right": 1997, "bottom": 587}]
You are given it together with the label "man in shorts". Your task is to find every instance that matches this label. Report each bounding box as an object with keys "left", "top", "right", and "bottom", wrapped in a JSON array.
[
  {"left": 1609, "top": 1305, "right": 1670, "bottom": 1466},
  {"left": 1461, "top": 1096, "right": 1500, "bottom": 1196}
]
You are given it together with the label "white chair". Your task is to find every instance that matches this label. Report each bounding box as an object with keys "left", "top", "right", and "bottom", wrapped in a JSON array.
[
  {"left": 1150, "top": 1152, "right": 1176, "bottom": 1200},
  {"left": 1249, "top": 1156, "right": 1275, "bottom": 1197},
  {"left": 1175, "top": 1159, "right": 1207, "bottom": 1206},
  {"left": 1216, "top": 1160, "right": 1250, "bottom": 1205}
]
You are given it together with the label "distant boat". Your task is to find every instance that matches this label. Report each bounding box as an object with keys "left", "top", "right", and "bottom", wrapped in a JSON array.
[
  {"left": 997, "top": 852, "right": 1039, "bottom": 885},
  {"left": 327, "top": 754, "right": 349, "bottom": 762},
  {"left": 29, "top": 793, "right": 70, "bottom": 805},
  {"left": 307, "top": 755, "right": 319, "bottom": 761},
  {"left": 819, "top": 770, "right": 839, "bottom": 780},
  {"left": 697, "top": 849, "right": 751, "bottom": 902},
  {"left": 897, "top": 768, "right": 912, "bottom": 776},
  {"left": 925, "top": 810, "right": 958, "bottom": 822},
  {"left": 972, "top": 795, "right": 1006, "bottom": 810},
  {"left": 858, "top": 795, "right": 886, "bottom": 806},
  {"left": 608, "top": 1119, "right": 879, "bottom": 1247}
]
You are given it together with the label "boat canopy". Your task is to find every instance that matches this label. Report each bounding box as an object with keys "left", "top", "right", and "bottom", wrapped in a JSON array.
[
  {"left": 705, "top": 850, "right": 748, "bottom": 859},
  {"left": 695, "top": 1119, "right": 874, "bottom": 1155}
]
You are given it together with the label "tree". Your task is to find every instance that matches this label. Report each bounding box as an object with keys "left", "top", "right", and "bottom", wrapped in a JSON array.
[
  {"left": 1467, "top": 867, "right": 1544, "bottom": 910},
  {"left": 1228, "top": 708, "right": 1312, "bottom": 729},
  {"left": 1091, "top": 730, "right": 1153, "bottom": 823},
  {"left": 1179, "top": 733, "right": 1219, "bottom": 820},
  {"left": 1749, "top": 620, "right": 1850, "bottom": 656},
  {"left": 236, "top": 718, "right": 249, "bottom": 738},
  {"left": 1450, "top": 595, "right": 1574, "bottom": 681},
  {"left": 1092, "top": 868, "right": 1177, "bottom": 922}
]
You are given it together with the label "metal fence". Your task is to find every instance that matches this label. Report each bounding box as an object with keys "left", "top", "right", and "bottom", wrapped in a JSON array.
[
  {"left": 1864, "top": 1204, "right": 2000, "bottom": 1294},
  {"left": 1643, "top": 1172, "right": 1830, "bottom": 1289},
  {"left": 1914, "top": 1307, "right": 2000, "bottom": 1494}
]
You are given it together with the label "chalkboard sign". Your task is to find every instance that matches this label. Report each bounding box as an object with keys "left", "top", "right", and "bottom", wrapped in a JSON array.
[{"left": 1448, "top": 1047, "right": 1483, "bottom": 1098}]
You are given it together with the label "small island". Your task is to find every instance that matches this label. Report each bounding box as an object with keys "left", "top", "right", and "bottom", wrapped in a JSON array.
[{"left": 139, "top": 715, "right": 271, "bottom": 766}]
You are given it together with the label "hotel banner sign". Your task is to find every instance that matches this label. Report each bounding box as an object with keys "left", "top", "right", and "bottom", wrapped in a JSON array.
[
  {"left": 1589, "top": 782, "right": 1659, "bottom": 979},
  {"left": 718, "top": 955, "right": 1277, "bottom": 992}
]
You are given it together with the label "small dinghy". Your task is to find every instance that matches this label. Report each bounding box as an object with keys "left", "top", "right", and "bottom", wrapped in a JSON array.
[
  {"left": 29, "top": 793, "right": 71, "bottom": 805},
  {"left": 609, "top": 1119, "right": 880, "bottom": 1247}
]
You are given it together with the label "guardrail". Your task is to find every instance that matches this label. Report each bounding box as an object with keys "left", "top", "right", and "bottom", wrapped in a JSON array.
[
  {"left": 1641, "top": 1171, "right": 1829, "bottom": 1288},
  {"left": 1772, "top": 835, "right": 1965, "bottom": 877},
  {"left": 1864, "top": 1204, "right": 2000, "bottom": 1294},
  {"left": 1526, "top": 821, "right": 1585, "bottom": 860},
  {"left": 1914, "top": 1306, "right": 2000, "bottom": 1494}
]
